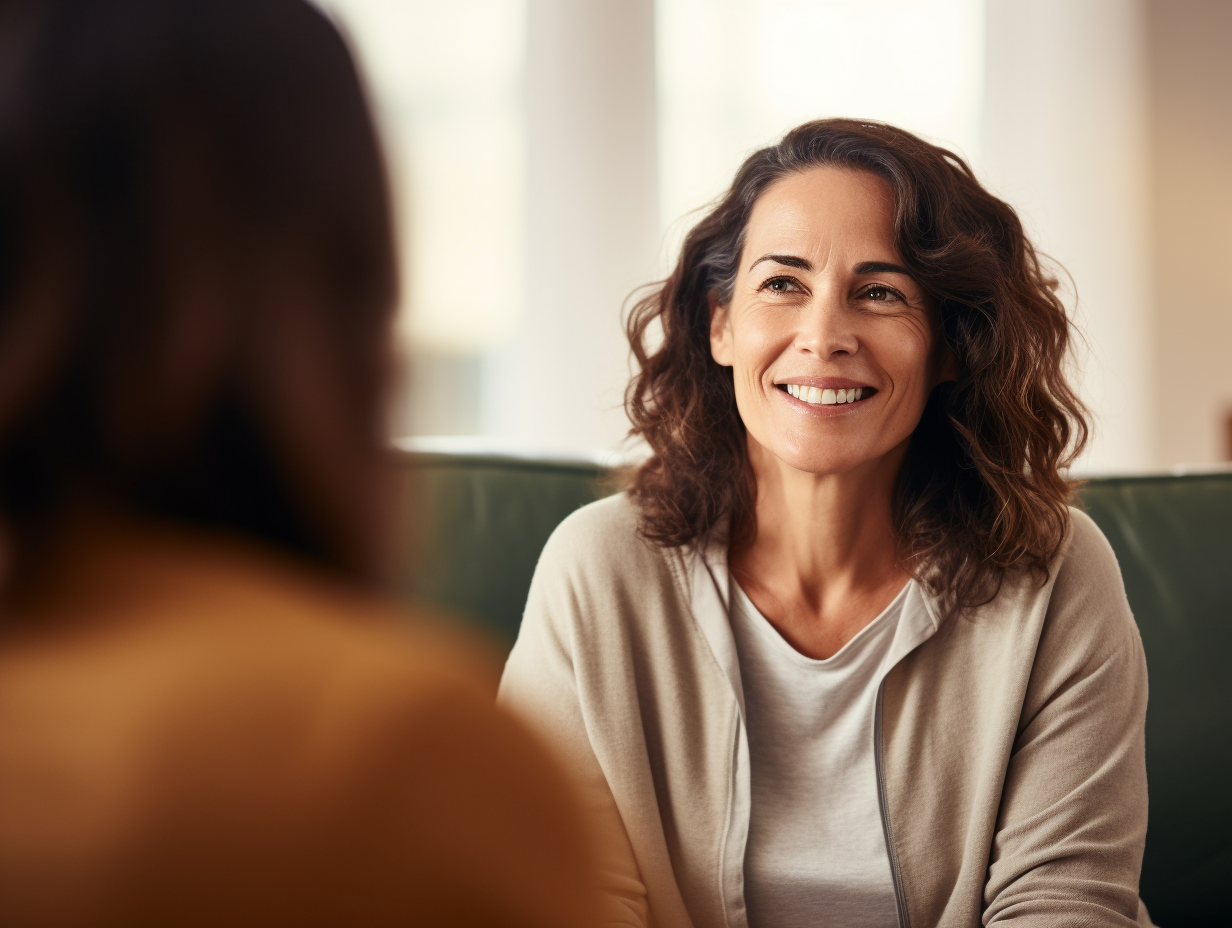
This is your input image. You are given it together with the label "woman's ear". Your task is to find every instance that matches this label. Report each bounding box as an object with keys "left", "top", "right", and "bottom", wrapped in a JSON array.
[{"left": 709, "top": 291, "right": 734, "bottom": 367}]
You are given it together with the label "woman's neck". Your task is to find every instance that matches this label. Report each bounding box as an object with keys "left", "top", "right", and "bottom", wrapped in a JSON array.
[{"left": 728, "top": 437, "right": 910, "bottom": 659}]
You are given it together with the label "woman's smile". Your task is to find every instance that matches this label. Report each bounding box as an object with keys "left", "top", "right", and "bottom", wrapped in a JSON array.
[{"left": 776, "top": 380, "right": 878, "bottom": 413}]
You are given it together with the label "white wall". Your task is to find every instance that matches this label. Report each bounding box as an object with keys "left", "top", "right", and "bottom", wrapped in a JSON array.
[
  {"left": 481, "top": 0, "right": 660, "bottom": 453},
  {"left": 315, "top": 0, "right": 528, "bottom": 437},
  {"left": 317, "top": 0, "right": 527, "bottom": 356},
  {"left": 656, "top": 0, "right": 985, "bottom": 258},
  {"left": 1149, "top": 0, "right": 1232, "bottom": 466},
  {"left": 981, "top": 0, "right": 1155, "bottom": 472}
]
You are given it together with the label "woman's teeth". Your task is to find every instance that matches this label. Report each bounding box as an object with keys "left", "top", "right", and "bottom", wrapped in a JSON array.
[{"left": 784, "top": 384, "right": 866, "bottom": 406}]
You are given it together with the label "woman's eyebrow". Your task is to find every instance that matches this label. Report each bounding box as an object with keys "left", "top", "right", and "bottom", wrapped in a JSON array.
[
  {"left": 855, "top": 260, "right": 913, "bottom": 276},
  {"left": 747, "top": 256, "right": 914, "bottom": 276},
  {"left": 748, "top": 253, "right": 812, "bottom": 271}
]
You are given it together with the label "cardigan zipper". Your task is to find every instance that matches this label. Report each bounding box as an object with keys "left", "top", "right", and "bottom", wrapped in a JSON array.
[{"left": 874, "top": 683, "right": 911, "bottom": 928}]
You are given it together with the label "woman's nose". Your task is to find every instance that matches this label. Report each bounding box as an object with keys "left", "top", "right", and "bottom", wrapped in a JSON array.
[{"left": 796, "top": 291, "right": 858, "bottom": 358}]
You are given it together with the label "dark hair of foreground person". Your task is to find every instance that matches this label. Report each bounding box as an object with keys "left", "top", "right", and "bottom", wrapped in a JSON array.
[
  {"left": 0, "top": 1, "right": 601, "bottom": 925},
  {"left": 0, "top": 0, "right": 394, "bottom": 584},
  {"left": 626, "top": 118, "right": 1091, "bottom": 609}
]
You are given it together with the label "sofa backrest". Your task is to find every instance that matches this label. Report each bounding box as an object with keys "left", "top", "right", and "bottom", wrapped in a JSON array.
[
  {"left": 1079, "top": 472, "right": 1232, "bottom": 926},
  {"left": 396, "top": 451, "right": 1231, "bottom": 927},
  {"left": 395, "top": 450, "right": 607, "bottom": 648}
]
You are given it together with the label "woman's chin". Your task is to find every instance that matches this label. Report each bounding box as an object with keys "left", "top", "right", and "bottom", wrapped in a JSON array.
[{"left": 764, "top": 446, "right": 872, "bottom": 479}]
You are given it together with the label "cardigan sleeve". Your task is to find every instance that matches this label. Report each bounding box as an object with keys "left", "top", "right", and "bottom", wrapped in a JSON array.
[
  {"left": 983, "top": 510, "right": 1151, "bottom": 927},
  {"left": 498, "top": 518, "right": 653, "bottom": 928}
]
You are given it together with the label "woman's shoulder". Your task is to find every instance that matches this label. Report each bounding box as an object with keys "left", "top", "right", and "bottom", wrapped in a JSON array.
[
  {"left": 538, "top": 491, "right": 674, "bottom": 578},
  {"left": 1056, "top": 505, "right": 1126, "bottom": 593},
  {"left": 966, "top": 506, "right": 1133, "bottom": 644},
  {"left": 521, "top": 492, "right": 693, "bottom": 644},
  {"left": 548, "top": 490, "right": 642, "bottom": 540},
  {"left": 1035, "top": 505, "right": 1139, "bottom": 650}
]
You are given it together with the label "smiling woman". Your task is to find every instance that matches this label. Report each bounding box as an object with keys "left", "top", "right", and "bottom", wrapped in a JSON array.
[
  {"left": 500, "top": 119, "right": 1153, "bottom": 927},
  {"left": 707, "top": 167, "right": 953, "bottom": 662},
  {"left": 629, "top": 123, "right": 1089, "bottom": 616}
]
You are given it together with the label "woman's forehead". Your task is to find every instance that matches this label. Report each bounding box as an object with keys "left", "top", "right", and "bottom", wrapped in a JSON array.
[{"left": 743, "top": 166, "right": 899, "bottom": 267}]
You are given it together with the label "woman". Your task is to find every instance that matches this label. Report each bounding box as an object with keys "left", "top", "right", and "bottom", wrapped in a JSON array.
[
  {"left": 0, "top": 0, "right": 600, "bottom": 924},
  {"left": 500, "top": 119, "right": 1149, "bottom": 928}
]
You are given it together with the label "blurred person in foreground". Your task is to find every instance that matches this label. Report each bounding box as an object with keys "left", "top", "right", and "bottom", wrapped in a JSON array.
[{"left": 0, "top": 0, "right": 600, "bottom": 924}]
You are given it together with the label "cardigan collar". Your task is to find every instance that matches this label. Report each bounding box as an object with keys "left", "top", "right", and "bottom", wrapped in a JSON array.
[{"left": 684, "top": 530, "right": 945, "bottom": 720}]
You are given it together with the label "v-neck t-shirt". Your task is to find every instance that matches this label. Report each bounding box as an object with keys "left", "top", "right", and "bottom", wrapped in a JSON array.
[{"left": 729, "top": 581, "right": 914, "bottom": 928}]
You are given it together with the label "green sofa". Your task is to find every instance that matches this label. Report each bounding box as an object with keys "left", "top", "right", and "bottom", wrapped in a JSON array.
[{"left": 397, "top": 449, "right": 1231, "bottom": 927}]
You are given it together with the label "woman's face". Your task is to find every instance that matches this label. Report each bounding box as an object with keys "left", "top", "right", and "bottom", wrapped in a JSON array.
[{"left": 710, "top": 166, "right": 951, "bottom": 479}]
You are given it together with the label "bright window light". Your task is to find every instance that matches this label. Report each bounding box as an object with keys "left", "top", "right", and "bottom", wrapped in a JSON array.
[
  {"left": 316, "top": 0, "right": 527, "bottom": 355},
  {"left": 656, "top": 0, "right": 986, "bottom": 251}
]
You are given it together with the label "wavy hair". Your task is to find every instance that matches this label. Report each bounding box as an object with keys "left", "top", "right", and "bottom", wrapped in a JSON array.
[{"left": 625, "top": 119, "right": 1089, "bottom": 609}]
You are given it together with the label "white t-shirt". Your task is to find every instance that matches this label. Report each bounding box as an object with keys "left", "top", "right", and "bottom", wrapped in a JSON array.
[{"left": 730, "top": 580, "right": 917, "bottom": 928}]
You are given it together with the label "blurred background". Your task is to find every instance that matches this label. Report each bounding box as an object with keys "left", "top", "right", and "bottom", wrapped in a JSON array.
[{"left": 316, "top": 0, "right": 1232, "bottom": 474}]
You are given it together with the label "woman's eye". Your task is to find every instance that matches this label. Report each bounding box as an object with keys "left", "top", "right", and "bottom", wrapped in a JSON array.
[
  {"left": 863, "top": 285, "right": 903, "bottom": 303},
  {"left": 763, "top": 276, "right": 800, "bottom": 293}
]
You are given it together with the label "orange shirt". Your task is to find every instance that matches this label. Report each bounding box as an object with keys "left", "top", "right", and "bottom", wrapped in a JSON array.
[{"left": 0, "top": 519, "right": 600, "bottom": 927}]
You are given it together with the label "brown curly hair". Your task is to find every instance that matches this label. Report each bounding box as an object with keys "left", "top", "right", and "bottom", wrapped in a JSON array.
[{"left": 625, "top": 118, "right": 1089, "bottom": 609}]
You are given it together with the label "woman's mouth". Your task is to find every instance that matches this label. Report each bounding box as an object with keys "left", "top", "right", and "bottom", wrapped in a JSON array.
[{"left": 779, "top": 383, "right": 876, "bottom": 406}]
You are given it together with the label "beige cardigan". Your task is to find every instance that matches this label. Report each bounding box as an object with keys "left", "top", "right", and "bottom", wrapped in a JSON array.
[{"left": 499, "top": 494, "right": 1151, "bottom": 928}]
